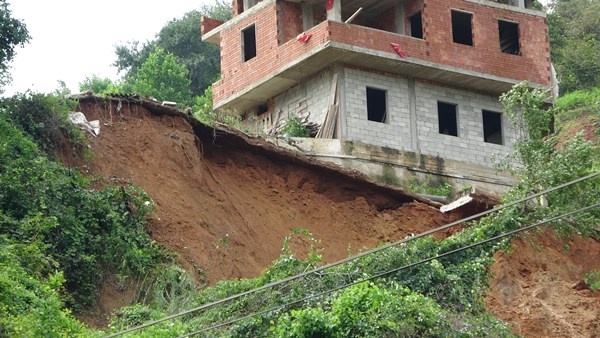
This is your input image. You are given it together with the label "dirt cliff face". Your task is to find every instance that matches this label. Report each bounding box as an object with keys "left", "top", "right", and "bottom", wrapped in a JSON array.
[
  {"left": 74, "top": 96, "right": 600, "bottom": 336},
  {"left": 486, "top": 230, "right": 600, "bottom": 338},
  {"left": 76, "top": 97, "right": 459, "bottom": 284}
]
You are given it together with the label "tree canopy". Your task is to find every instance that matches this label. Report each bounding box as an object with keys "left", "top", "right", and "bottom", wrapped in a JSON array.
[
  {"left": 548, "top": 0, "right": 600, "bottom": 93},
  {"left": 113, "top": 0, "right": 231, "bottom": 97},
  {"left": 129, "top": 48, "right": 193, "bottom": 104},
  {"left": 0, "top": 0, "right": 29, "bottom": 89}
]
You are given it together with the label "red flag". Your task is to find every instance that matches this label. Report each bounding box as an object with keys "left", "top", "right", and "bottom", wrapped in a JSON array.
[
  {"left": 296, "top": 32, "right": 313, "bottom": 43},
  {"left": 390, "top": 43, "right": 407, "bottom": 58},
  {"left": 326, "top": 0, "right": 334, "bottom": 11}
]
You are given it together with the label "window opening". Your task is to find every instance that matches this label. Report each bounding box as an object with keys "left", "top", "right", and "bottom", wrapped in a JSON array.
[
  {"left": 438, "top": 101, "right": 458, "bottom": 136},
  {"left": 242, "top": 25, "right": 257, "bottom": 62},
  {"left": 257, "top": 103, "right": 268, "bottom": 115},
  {"left": 498, "top": 20, "right": 520, "bottom": 55},
  {"left": 451, "top": 10, "right": 473, "bottom": 46},
  {"left": 482, "top": 110, "right": 503, "bottom": 145},
  {"left": 366, "top": 87, "right": 387, "bottom": 123},
  {"left": 409, "top": 12, "right": 423, "bottom": 39}
]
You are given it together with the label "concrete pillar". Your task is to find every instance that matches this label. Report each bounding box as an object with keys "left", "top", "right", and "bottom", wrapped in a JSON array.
[
  {"left": 327, "top": 0, "right": 342, "bottom": 22},
  {"left": 395, "top": 4, "right": 405, "bottom": 35},
  {"left": 517, "top": 0, "right": 525, "bottom": 8},
  {"left": 408, "top": 77, "right": 419, "bottom": 152},
  {"left": 302, "top": 4, "right": 315, "bottom": 30}
]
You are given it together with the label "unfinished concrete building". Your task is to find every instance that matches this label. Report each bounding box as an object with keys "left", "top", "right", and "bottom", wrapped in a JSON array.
[{"left": 201, "top": 0, "right": 552, "bottom": 192}]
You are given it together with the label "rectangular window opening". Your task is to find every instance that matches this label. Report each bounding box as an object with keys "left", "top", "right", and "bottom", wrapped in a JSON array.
[
  {"left": 242, "top": 24, "right": 257, "bottom": 62},
  {"left": 409, "top": 12, "right": 423, "bottom": 39},
  {"left": 498, "top": 20, "right": 520, "bottom": 55},
  {"left": 438, "top": 101, "right": 458, "bottom": 136},
  {"left": 451, "top": 10, "right": 473, "bottom": 46},
  {"left": 366, "top": 87, "right": 387, "bottom": 123},
  {"left": 482, "top": 110, "right": 503, "bottom": 145}
]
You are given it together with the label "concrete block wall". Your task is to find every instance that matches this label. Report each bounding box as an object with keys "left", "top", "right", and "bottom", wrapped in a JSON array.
[
  {"left": 344, "top": 67, "right": 413, "bottom": 150},
  {"left": 342, "top": 67, "right": 517, "bottom": 169},
  {"left": 414, "top": 80, "right": 517, "bottom": 167},
  {"left": 272, "top": 68, "right": 332, "bottom": 128}
]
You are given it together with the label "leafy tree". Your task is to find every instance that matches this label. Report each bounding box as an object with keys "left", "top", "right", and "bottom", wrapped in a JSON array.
[
  {"left": 0, "top": 0, "right": 30, "bottom": 89},
  {"left": 548, "top": 0, "right": 600, "bottom": 93},
  {"left": 154, "top": 10, "right": 221, "bottom": 96},
  {"left": 78, "top": 75, "right": 121, "bottom": 95},
  {"left": 499, "top": 81, "right": 600, "bottom": 236},
  {"left": 113, "top": 40, "right": 153, "bottom": 84},
  {"left": 113, "top": 0, "right": 231, "bottom": 96},
  {"left": 129, "top": 48, "right": 192, "bottom": 104}
]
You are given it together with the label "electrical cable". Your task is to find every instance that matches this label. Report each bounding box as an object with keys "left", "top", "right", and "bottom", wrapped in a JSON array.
[
  {"left": 181, "top": 201, "right": 600, "bottom": 337},
  {"left": 104, "top": 171, "right": 599, "bottom": 338}
]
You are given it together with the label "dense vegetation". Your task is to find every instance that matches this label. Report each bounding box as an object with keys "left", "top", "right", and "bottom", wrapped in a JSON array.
[
  {"left": 0, "top": 93, "right": 171, "bottom": 337},
  {"left": 548, "top": 0, "right": 600, "bottom": 93},
  {"left": 0, "top": 0, "right": 29, "bottom": 89}
]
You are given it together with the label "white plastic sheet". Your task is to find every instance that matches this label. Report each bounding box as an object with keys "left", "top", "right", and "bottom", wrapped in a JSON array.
[{"left": 68, "top": 112, "right": 100, "bottom": 136}]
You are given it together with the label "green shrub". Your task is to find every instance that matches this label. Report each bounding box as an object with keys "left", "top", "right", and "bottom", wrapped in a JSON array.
[
  {"left": 281, "top": 115, "right": 310, "bottom": 137},
  {"left": 271, "top": 282, "right": 447, "bottom": 338},
  {"left": 0, "top": 102, "right": 171, "bottom": 308},
  {"left": 0, "top": 237, "right": 87, "bottom": 337},
  {"left": 584, "top": 270, "right": 600, "bottom": 291},
  {"left": 556, "top": 87, "right": 600, "bottom": 111},
  {"left": 407, "top": 175, "right": 453, "bottom": 198},
  {"left": 0, "top": 92, "right": 83, "bottom": 157},
  {"left": 271, "top": 307, "right": 334, "bottom": 338}
]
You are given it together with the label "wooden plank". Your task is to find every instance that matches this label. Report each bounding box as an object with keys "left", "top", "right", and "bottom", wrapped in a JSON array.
[{"left": 316, "top": 73, "right": 339, "bottom": 139}]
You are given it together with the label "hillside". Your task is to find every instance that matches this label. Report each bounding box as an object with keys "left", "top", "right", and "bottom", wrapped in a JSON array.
[
  {"left": 71, "top": 95, "right": 470, "bottom": 326},
  {"left": 69, "top": 94, "right": 600, "bottom": 337},
  {"left": 75, "top": 95, "right": 461, "bottom": 284}
]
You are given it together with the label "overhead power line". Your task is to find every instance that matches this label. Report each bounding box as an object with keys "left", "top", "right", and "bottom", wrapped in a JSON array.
[
  {"left": 105, "top": 171, "right": 600, "bottom": 338},
  {"left": 181, "top": 201, "right": 600, "bottom": 337}
]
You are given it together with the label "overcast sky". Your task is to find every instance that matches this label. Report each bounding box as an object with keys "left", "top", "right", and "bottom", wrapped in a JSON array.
[
  {"left": 3, "top": 0, "right": 550, "bottom": 97},
  {"left": 3, "top": 0, "right": 213, "bottom": 96}
]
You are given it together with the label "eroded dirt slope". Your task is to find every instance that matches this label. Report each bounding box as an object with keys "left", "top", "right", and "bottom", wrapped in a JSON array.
[
  {"left": 76, "top": 96, "right": 600, "bottom": 337},
  {"left": 487, "top": 230, "right": 600, "bottom": 338},
  {"left": 77, "top": 97, "right": 460, "bottom": 285}
]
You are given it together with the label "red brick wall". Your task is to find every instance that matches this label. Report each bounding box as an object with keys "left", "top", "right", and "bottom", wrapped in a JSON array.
[
  {"left": 201, "top": 16, "right": 224, "bottom": 36},
  {"left": 233, "top": 0, "right": 243, "bottom": 16},
  {"left": 423, "top": 0, "right": 551, "bottom": 85},
  {"left": 213, "top": 0, "right": 551, "bottom": 106},
  {"left": 214, "top": 3, "right": 331, "bottom": 105},
  {"left": 278, "top": 1, "right": 303, "bottom": 44},
  {"left": 326, "top": 21, "right": 429, "bottom": 62}
]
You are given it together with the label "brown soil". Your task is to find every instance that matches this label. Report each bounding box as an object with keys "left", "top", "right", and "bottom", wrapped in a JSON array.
[
  {"left": 556, "top": 113, "right": 599, "bottom": 150},
  {"left": 71, "top": 95, "right": 600, "bottom": 336},
  {"left": 486, "top": 229, "right": 600, "bottom": 338},
  {"left": 73, "top": 95, "right": 465, "bottom": 324}
]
